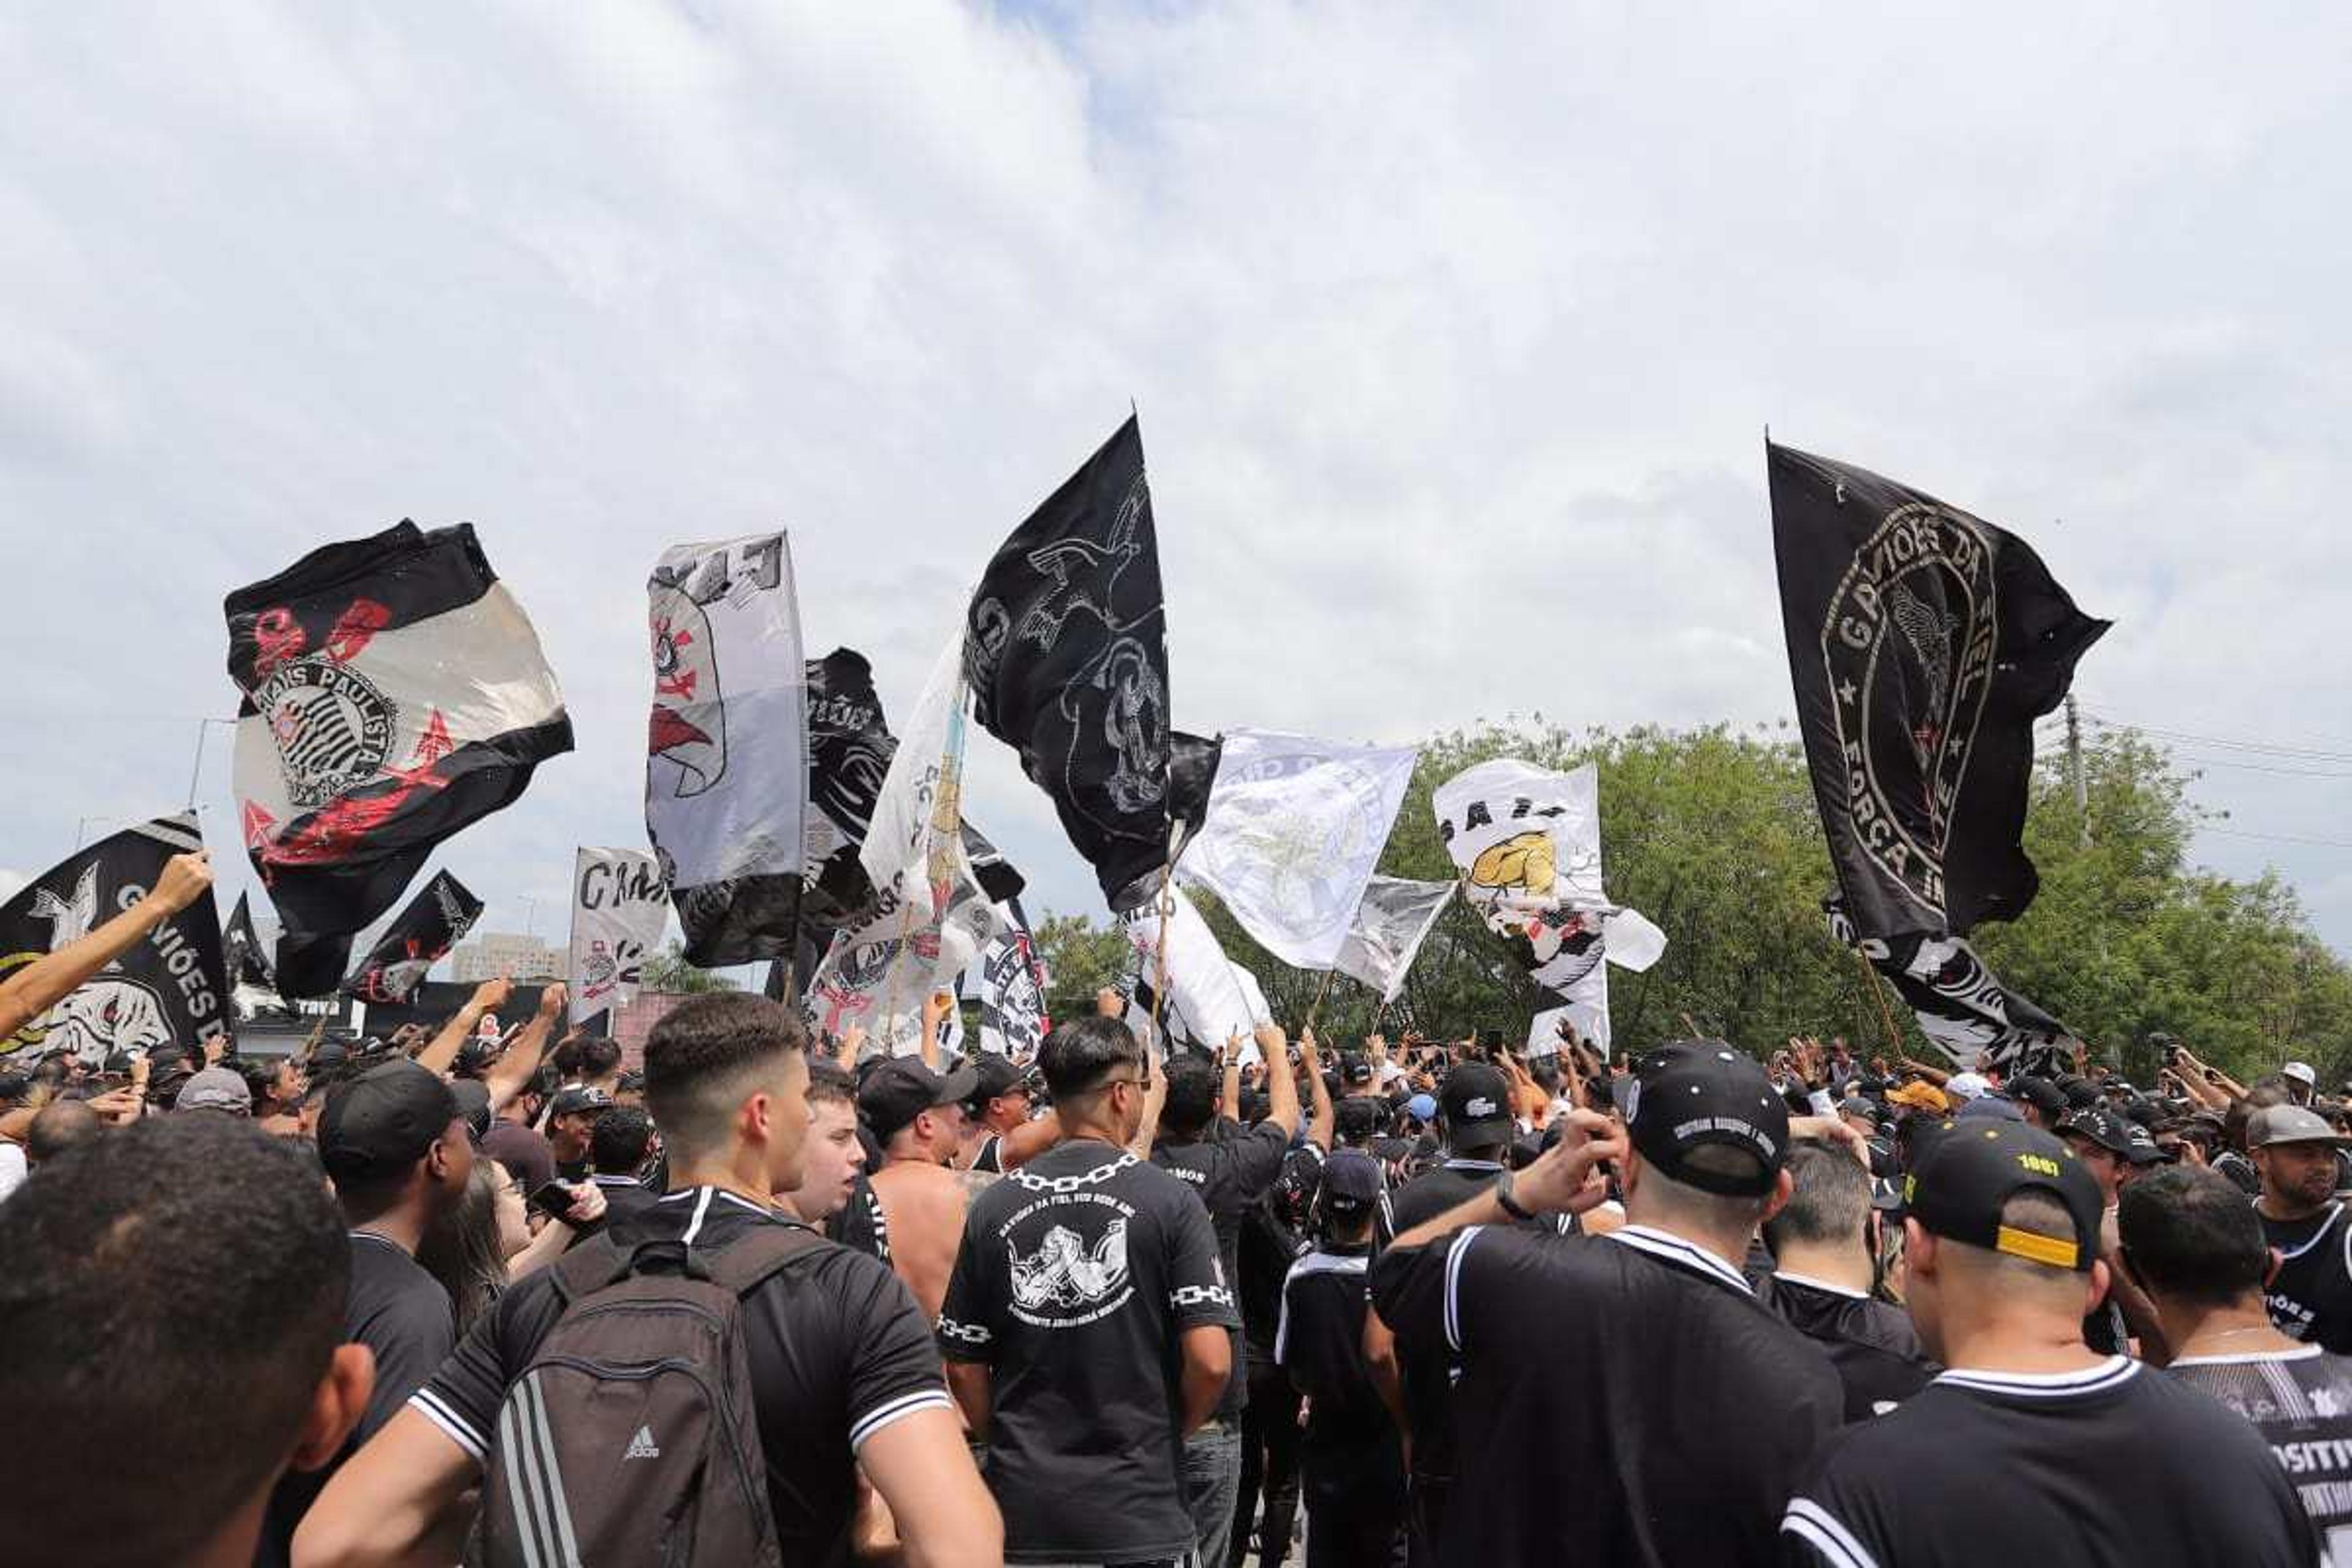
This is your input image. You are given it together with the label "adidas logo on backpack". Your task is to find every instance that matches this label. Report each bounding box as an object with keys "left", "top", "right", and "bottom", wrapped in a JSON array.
[{"left": 625, "top": 1425, "right": 660, "bottom": 1460}]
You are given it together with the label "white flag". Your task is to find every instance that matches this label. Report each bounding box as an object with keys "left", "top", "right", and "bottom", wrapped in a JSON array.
[
  {"left": 978, "top": 915, "right": 1050, "bottom": 1059},
  {"left": 646, "top": 533, "right": 805, "bottom": 966},
  {"left": 811, "top": 625, "right": 1000, "bottom": 1055},
  {"left": 1333, "top": 875, "right": 1455, "bottom": 1004},
  {"left": 1118, "top": 883, "right": 1271, "bottom": 1054},
  {"left": 1175, "top": 729, "right": 1419, "bottom": 970},
  {"left": 1432, "top": 760, "right": 1664, "bottom": 1026},
  {"left": 1529, "top": 968, "right": 1610, "bottom": 1056},
  {"left": 567, "top": 848, "right": 667, "bottom": 1025}
]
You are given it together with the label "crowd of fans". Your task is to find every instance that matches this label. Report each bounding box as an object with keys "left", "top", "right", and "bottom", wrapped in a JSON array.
[{"left": 4, "top": 851, "right": 2351, "bottom": 1566}]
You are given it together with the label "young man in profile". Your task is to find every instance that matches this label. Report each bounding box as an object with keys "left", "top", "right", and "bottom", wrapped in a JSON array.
[
  {"left": 2120, "top": 1163, "right": 2352, "bottom": 1547},
  {"left": 1782, "top": 1120, "right": 2315, "bottom": 1566},
  {"left": 295, "top": 992, "right": 998, "bottom": 1568},
  {"left": 0, "top": 1115, "right": 372, "bottom": 1568},
  {"left": 940, "top": 1014, "right": 1237, "bottom": 1567}
]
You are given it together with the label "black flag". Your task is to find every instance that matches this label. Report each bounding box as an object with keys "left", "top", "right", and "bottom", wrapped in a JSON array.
[
  {"left": 227, "top": 522, "right": 571, "bottom": 995},
  {"left": 965, "top": 417, "right": 1172, "bottom": 905},
  {"left": 0, "top": 815, "right": 231, "bottom": 1065},
  {"left": 801, "top": 645, "right": 1024, "bottom": 943},
  {"left": 343, "top": 871, "right": 483, "bottom": 1004},
  {"left": 1827, "top": 897, "right": 2072, "bottom": 1074},
  {"left": 222, "top": 892, "right": 276, "bottom": 989},
  {"left": 1770, "top": 443, "right": 2108, "bottom": 940}
]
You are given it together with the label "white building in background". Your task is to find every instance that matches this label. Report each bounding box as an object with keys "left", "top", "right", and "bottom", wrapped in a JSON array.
[{"left": 450, "top": 932, "right": 564, "bottom": 983}]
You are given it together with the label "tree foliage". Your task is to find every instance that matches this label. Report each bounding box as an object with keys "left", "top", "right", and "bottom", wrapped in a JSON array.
[
  {"left": 1030, "top": 720, "right": 2352, "bottom": 1084},
  {"left": 639, "top": 940, "right": 740, "bottom": 995}
]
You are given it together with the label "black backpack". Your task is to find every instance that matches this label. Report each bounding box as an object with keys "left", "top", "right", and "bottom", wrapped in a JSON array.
[{"left": 467, "top": 1224, "right": 823, "bottom": 1568}]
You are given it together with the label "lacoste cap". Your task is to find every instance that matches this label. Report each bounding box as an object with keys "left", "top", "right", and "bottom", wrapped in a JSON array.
[
  {"left": 1905, "top": 1119, "right": 2102, "bottom": 1272},
  {"left": 1438, "top": 1063, "right": 1513, "bottom": 1145}
]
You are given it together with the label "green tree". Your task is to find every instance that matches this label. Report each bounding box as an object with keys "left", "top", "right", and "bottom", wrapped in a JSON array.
[
  {"left": 639, "top": 940, "right": 740, "bottom": 995},
  {"left": 1028, "top": 913, "right": 1133, "bottom": 1022}
]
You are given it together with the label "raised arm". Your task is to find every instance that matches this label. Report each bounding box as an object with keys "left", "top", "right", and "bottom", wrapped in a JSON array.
[
  {"left": 0, "top": 852, "right": 212, "bottom": 1039},
  {"left": 1298, "top": 1025, "right": 1333, "bottom": 1152},
  {"left": 483, "top": 984, "right": 565, "bottom": 1113},
  {"left": 1258, "top": 1022, "right": 1301, "bottom": 1138},
  {"left": 414, "top": 976, "right": 512, "bottom": 1079}
]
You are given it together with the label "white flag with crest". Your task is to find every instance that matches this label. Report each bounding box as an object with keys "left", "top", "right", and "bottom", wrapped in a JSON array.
[
  {"left": 1175, "top": 729, "right": 1419, "bottom": 970},
  {"left": 567, "top": 848, "right": 668, "bottom": 1024}
]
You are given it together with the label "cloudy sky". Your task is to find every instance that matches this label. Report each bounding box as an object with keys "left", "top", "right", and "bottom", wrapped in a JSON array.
[{"left": 3, "top": 2, "right": 2346, "bottom": 975}]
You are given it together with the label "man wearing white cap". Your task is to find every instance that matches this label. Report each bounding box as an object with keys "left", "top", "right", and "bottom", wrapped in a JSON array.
[{"left": 2282, "top": 1061, "right": 2318, "bottom": 1107}]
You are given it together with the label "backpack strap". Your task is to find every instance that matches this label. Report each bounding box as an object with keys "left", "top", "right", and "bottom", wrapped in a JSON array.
[
  {"left": 705, "top": 1219, "right": 828, "bottom": 1298},
  {"left": 547, "top": 1230, "right": 630, "bottom": 1306}
]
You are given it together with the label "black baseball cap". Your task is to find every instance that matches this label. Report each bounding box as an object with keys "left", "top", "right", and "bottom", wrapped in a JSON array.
[
  {"left": 1320, "top": 1149, "right": 1383, "bottom": 1211},
  {"left": 2057, "top": 1106, "right": 2137, "bottom": 1159},
  {"left": 1341, "top": 1053, "right": 1375, "bottom": 1088},
  {"left": 968, "top": 1055, "right": 1028, "bottom": 1108},
  {"left": 2004, "top": 1076, "right": 2068, "bottom": 1120},
  {"left": 1439, "top": 1063, "right": 1513, "bottom": 1144},
  {"left": 859, "top": 1057, "right": 979, "bottom": 1144},
  {"left": 318, "top": 1061, "right": 460, "bottom": 1184},
  {"left": 1626, "top": 1041, "right": 1789, "bottom": 1198},
  {"left": 1905, "top": 1119, "right": 2102, "bottom": 1272},
  {"left": 549, "top": 1086, "right": 615, "bottom": 1120}
]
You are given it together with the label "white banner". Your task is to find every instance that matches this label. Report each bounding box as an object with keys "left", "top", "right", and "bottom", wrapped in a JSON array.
[
  {"left": 1332, "top": 875, "right": 1455, "bottom": 1004},
  {"left": 1175, "top": 729, "right": 1419, "bottom": 970},
  {"left": 645, "top": 533, "right": 806, "bottom": 964},
  {"left": 1432, "top": 760, "right": 1664, "bottom": 1030},
  {"left": 811, "top": 625, "right": 1000, "bottom": 1054},
  {"left": 1118, "top": 882, "right": 1271, "bottom": 1055},
  {"left": 568, "top": 848, "right": 668, "bottom": 1024}
]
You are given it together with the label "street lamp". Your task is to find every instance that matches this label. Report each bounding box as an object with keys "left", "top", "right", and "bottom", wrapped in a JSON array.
[{"left": 186, "top": 717, "right": 238, "bottom": 811}]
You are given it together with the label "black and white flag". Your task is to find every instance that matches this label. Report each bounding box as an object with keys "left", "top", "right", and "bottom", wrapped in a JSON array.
[
  {"left": 0, "top": 815, "right": 230, "bottom": 1064},
  {"left": 966, "top": 417, "right": 1172, "bottom": 906},
  {"left": 978, "top": 902, "right": 1050, "bottom": 1059},
  {"left": 1770, "top": 444, "right": 2108, "bottom": 940},
  {"left": 568, "top": 848, "right": 667, "bottom": 1025},
  {"left": 646, "top": 532, "right": 806, "bottom": 967},
  {"left": 227, "top": 521, "right": 571, "bottom": 996},
  {"left": 344, "top": 870, "right": 481, "bottom": 1005},
  {"left": 222, "top": 892, "right": 276, "bottom": 990},
  {"left": 1826, "top": 897, "right": 2072, "bottom": 1073}
]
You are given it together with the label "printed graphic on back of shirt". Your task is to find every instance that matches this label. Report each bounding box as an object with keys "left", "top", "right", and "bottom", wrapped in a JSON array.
[{"left": 1003, "top": 1189, "right": 1137, "bottom": 1328}]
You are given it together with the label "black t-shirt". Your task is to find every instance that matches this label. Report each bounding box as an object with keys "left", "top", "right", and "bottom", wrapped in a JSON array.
[
  {"left": 1277, "top": 1242, "right": 1396, "bottom": 1450},
  {"left": 412, "top": 1185, "right": 949, "bottom": 1566},
  {"left": 937, "top": 1139, "right": 1240, "bottom": 1565},
  {"left": 1783, "top": 1357, "right": 2318, "bottom": 1567},
  {"left": 2168, "top": 1344, "right": 2352, "bottom": 1556},
  {"left": 1383, "top": 1158, "right": 1574, "bottom": 1486},
  {"left": 588, "top": 1172, "right": 658, "bottom": 1231},
  {"left": 832, "top": 1171, "right": 888, "bottom": 1262},
  {"left": 1238, "top": 1143, "right": 1324, "bottom": 1366},
  {"left": 2265, "top": 1204, "right": 2352, "bottom": 1355},
  {"left": 1153, "top": 1117, "right": 1290, "bottom": 1416},
  {"left": 1754, "top": 1271, "right": 1936, "bottom": 1420},
  {"left": 1374, "top": 1222, "right": 1842, "bottom": 1567},
  {"left": 257, "top": 1232, "right": 455, "bottom": 1567}
]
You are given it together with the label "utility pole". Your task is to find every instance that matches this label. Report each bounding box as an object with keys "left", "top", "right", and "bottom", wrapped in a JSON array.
[{"left": 2065, "top": 693, "right": 2090, "bottom": 847}]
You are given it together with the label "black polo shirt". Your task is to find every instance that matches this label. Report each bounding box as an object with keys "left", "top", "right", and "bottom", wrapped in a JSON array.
[
  {"left": 257, "top": 1233, "right": 454, "bottom": 1567},
  {"left": 587, "top": 1171, "right": 659, "bottom": 1230},
  {"left": 1374, "top": 1222, "right": 1841, "bottom": 1567},
  {"left": 2263, "top": 1202, "right": 2352, "bottom": 1355},
  {"left": 1153, "top": 1117, "right": 1290, "bottom": 1417},
  {"left": 1784, "top": 1357, "right": 2318, "bottom": 1567},
  {"left": 1754, "top": 1270, "right": 1935, "bottom": 1420},
  {"left": 1277, "top": 1241, "right": 1399, "bottom": 1469},
  {"left": 937, "top": 1139, "right": 1238, "bottom": 1566},
  {"left": 411, "top": 1186, "right": 949, "bottom": 1566}
]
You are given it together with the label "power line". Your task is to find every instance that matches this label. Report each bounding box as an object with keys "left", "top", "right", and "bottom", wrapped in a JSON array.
[
  {"left": 2199, "top": 826, "right": 2352, "bottom": 850},
  {"left": 2079, "top": 712, "right": 2352, "bottom": 764},
  {"left": 2174, "top": 755, "right": 2352, "bottom": 780}
]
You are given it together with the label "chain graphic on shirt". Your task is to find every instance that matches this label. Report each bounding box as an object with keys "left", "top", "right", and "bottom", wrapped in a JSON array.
[
  {"left": 937, "top": 1315, "right": 992, "bottom": 1347},
  {"left": 1170, "top": 1282, "right": 1235, "bottom": 1310},
  {"left": 1008, "top": 1150, "right": 1139, "bottom": 1196}
]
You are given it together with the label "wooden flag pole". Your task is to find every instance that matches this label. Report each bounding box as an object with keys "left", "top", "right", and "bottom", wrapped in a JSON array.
[
  {"left": 1302, "top": 967, "right": 1338, "bottom": 1037},
  {"left": 1856, "top": 948, "right": 1908, "bottom": 1059}
]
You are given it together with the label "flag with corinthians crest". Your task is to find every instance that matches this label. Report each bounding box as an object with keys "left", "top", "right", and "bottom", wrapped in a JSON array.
[{"left": 226, "top": 522, "right": 571, "bottom": 997}]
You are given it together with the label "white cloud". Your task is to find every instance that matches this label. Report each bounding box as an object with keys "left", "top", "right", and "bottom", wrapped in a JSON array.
[{"left": 0, "top": 1, "right": 2344, "bottom": 962}]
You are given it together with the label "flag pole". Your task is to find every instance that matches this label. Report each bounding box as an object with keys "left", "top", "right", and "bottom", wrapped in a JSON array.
[
  {"left": 1302, "top": 967, "right": 1338, "bottom": 1036},
  {"left": 1855, "top": 948, "right": 1908, "bottom": 1059}
]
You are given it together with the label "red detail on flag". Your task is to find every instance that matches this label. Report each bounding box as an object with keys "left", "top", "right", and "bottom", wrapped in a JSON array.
[
  {"left": 324, "top": 599, "right": 393, "bottom": 664},
  {"left": 251, "top": 609, "right": 308, "bottom": 679},
  {"left": 241, "top": 800, "right": 278, "bottom": 852},
  {"left": 649, "top": 706, "right": 710, "bottom": 757},
  {"left": 410, "top": 710, "right": 454, "bottom": 768}
]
